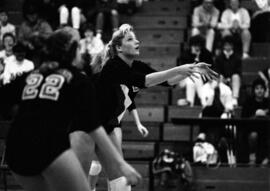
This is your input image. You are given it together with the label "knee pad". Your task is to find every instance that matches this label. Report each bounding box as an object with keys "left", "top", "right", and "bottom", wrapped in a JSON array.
[
  {"left": 89, "top": 160, "right": 102, "bottom": 176},
  {"left": 109, "top": 176, "right": 131, "bottom": 191}
]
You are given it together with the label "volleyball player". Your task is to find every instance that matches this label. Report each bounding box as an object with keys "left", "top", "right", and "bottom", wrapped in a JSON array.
[
  {"left": 87, "top": 24, "right": 218, "bottom": 191},
  {"left": 1, "top": 27, "right": 141, "bottom": 191}
]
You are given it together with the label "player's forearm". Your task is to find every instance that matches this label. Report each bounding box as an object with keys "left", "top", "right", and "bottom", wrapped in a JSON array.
[
  {"left": 145, "top": 66, "right": 186, "bottom": 87},
  {"left": 167, "top": 74, "right": 187, "bottom": 85},
  {"left": 131, "top": 109, "right": 141, "bottom": 126}
]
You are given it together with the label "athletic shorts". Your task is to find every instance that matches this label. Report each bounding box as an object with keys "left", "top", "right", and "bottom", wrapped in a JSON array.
[{"left": 6, "top": 119, "right": 70, "bottom": 176}]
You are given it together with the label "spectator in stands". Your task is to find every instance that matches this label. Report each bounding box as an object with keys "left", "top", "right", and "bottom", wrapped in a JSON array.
[
  {"left": 201, "top": 78, "right": 234, "bottom": 117},
  {"left": 178, "top": 35, "right": 214, "bottom": 106},
  {"left": 0, "top": 42, "right": 34, "bottom": 85},
  {"left": 0, "top": 33, "right": 16, "bottom": 61},
  {"left": 0, "top": 33, "right": 16, "bottom": 74},
  {"left": 199, "top": 78, "right": 235, "bottom": 163},
  {"left": 95, "top": 0, "right": 119, "bottom": 40},
  {"left": 258, "top": 66, "right": 270, "bottom": 98},
  {"left": 214, "top": 35, "right": 241, "bottom": 106},
  {"left": 80, "top": 23, "right": 105, "bottom": 62},
  {"left": 191, "top": 0, "right": 220, "bottom": 52},
  {"left": 18, "top": 4, "right": 53, "bottom": 50},
  {"left": 218, "top": 0, "right": 251, "bottom": 59},
  {"left": 0, "top": 10, "right": 16, "bottom": 47},
  {"left": 241, "top": 78, "right": 270, "bottom": 165},
  {"left": 251, "top": 0, "right": 270, "bottom": 42}
]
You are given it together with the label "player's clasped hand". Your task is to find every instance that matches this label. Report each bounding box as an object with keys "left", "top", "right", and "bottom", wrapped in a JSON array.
[{"left": 192, "top": 62, "right": 219, "bottom": 81}]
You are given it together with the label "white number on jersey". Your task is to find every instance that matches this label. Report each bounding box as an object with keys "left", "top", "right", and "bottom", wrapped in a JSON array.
[{"left": 22, "top": 74, "right": 65, "bottom": 101}]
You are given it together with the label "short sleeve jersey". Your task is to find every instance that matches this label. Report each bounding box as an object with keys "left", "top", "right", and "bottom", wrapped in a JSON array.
[
  {"left": 1, "top": 66, "right": 100, "bottom": 133},
  {"left": 98, "top": 56, "right": 157, "bottom": 128}
]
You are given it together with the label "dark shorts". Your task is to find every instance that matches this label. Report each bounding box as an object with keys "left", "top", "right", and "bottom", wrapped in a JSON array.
[{"left": 6, "top": 120, "right": 70, "bottom": 176}]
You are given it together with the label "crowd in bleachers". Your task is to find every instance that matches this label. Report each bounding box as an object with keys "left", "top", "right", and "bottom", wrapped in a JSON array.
[
  {"left": 178, "top": 0, "right": 270, "bottom": 165},
  {"left": 0, "top": 0, "right": 269, "bottom": 167}
]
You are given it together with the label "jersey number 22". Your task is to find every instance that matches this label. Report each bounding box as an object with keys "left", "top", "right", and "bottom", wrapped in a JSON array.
[{"left": 22, "top": 74, "right": 65, "bottom": 101}]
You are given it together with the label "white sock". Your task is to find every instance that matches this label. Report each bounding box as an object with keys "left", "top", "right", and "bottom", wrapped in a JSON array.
[
  {"left": 109, "top": 176, "right": 131, "bottom": 191},
  {"left": 71, "top": 7, "right": 81, "bottom": 29},
  {"left": 59, "top": 5, "right": 69, "bottom": 25}
]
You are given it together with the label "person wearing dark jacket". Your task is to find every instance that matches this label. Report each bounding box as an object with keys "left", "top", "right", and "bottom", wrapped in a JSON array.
[
  {"left": 178, "top": 35, "right": 214, "bottom": 106},
  {"left": 241, "top": 78, "right": 270, "bottom": 165}
]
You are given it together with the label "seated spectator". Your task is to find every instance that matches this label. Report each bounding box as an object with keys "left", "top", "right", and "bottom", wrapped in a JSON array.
[
  {"left": 0, "top": 33, "right": 16, "bottom": 74},
  {"left": 201, "top": 78, "right": 234, "bottom": 117},
  {"left": 199, "top": 78, "right": 235, "bottom": 163},
  {"left": 79, "top": 23, "right": 104, "bottom": 61},
  {"left": 0, "top": 33, "right": 16, "bottom": 61},
  {"left": 0, "top": 43, "right": 34, "bottom": 85},
  {"left": 96, "top": 0, "right": 119, "bottom": 39},
  {"left": 258, "top": 66, "right": 270, "bottom": 97},
  {"left": 191, "top": 0, "right": 220, "bottom": 52},
  {"left": 241, "top": 78, "right": 270, "bottom": 165},
  {"left": 251, "top": 0, "right": 270, "bottom": 42},
  {"left": 178, "top": 35, "right": 214, "bottom": 106},
  {"left": 0, "top": 10, "right": 16, "bottom": 46},
  {"left": 18, "top": 4, "right": 53, "bottom": 50},
  {"left": 218, "top": 0, "right": 251, "bottom": 59},
  {"left": 214, "top": 35, "right": 241, "bottom": 106}
]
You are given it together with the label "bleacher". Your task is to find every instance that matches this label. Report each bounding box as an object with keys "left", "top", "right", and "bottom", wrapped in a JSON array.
[{"left": 1, "top": 0, "right": 270, "bottom": 191}]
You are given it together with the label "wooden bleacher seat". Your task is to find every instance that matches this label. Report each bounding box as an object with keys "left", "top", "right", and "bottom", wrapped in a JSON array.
[
  {"left": 135, "top": 87, "right": 170, "bottom": 105},
  {"left": 139, "top": 0, "right": 190, "bottom": 16},
  {"left": 122, "top": 106, "right": 165, "bottom": 122},
  {"left": 193, "top": 167, "right": 269, "bottom": 191},
  {"left": 167, "top": 106, "right": 202, "bottom": 122},
  {"left": 163, "top": 123, "right": 192, "bottom": 142},
  {"left": 136, "top": 29, "right": 184, "bottom": 45},
  {"left": 128, "top": 15, "right": 187, "bottom": 29},
  {"left": 138, "top": 44, "right": 180, "bottom": 58},
  {"left": 142, "top": 56, "right": 177, "bottom": 71},
  {"left": 251, "top": 43, "right": 270, "bottom": 58},
  {"left": 122, "top": 122, "right": 161, "bottom": 141},
  {"left": 122, "top": 141, "right": 155, "bottom": 159},
  {"left": 242, "top": 57, "right": 270, "bottom": 73}
]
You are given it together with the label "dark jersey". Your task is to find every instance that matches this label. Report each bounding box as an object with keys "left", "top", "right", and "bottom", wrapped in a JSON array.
[
  {"left": 3, "top": 66, "right": 100, "bottom": 176},
  {"left": 98, "top": 56, "right": 167, "bottom": 132}
]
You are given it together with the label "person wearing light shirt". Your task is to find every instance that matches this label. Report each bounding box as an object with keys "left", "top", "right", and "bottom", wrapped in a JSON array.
[
  {"left": 79, "top": 23, "right": 104, "bottom": 58},
  {"left": 200, "top": 79, "right": 235, "bottom": 114},
  {"left": 0, "top": 43, "right": 34, "bottom": 85},
  {"left": 218, "top": 0, "right": 251, "bottom": 59},
  {"left": 192, "top": 0, "right": 220, "bottom": 52},
  {"left": 0, "top": 10, "right": 16, "bottom": 46}
]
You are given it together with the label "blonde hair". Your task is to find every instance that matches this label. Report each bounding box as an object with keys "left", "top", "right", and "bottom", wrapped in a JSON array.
[
  {"left": 90, "top": 44, "right": 109, "bottom": 74},
  {"left": 107, "top": 23, "right": 134, "bottom": 59},
  {"left": 91, "top": 24, "right": 134, "bottom": 73}
]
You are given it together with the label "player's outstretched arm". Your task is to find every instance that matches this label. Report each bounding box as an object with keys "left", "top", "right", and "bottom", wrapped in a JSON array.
[
  {"left": 145, "top": 62, "right": 218, "bottom": 87},
  {"left": 89, "top": 126, "right": 142, "bottom": 185}
]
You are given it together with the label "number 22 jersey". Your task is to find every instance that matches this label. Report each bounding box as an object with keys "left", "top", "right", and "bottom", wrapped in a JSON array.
[{"left": 3, "top": 65, "right": 100, "bottom": 176}]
